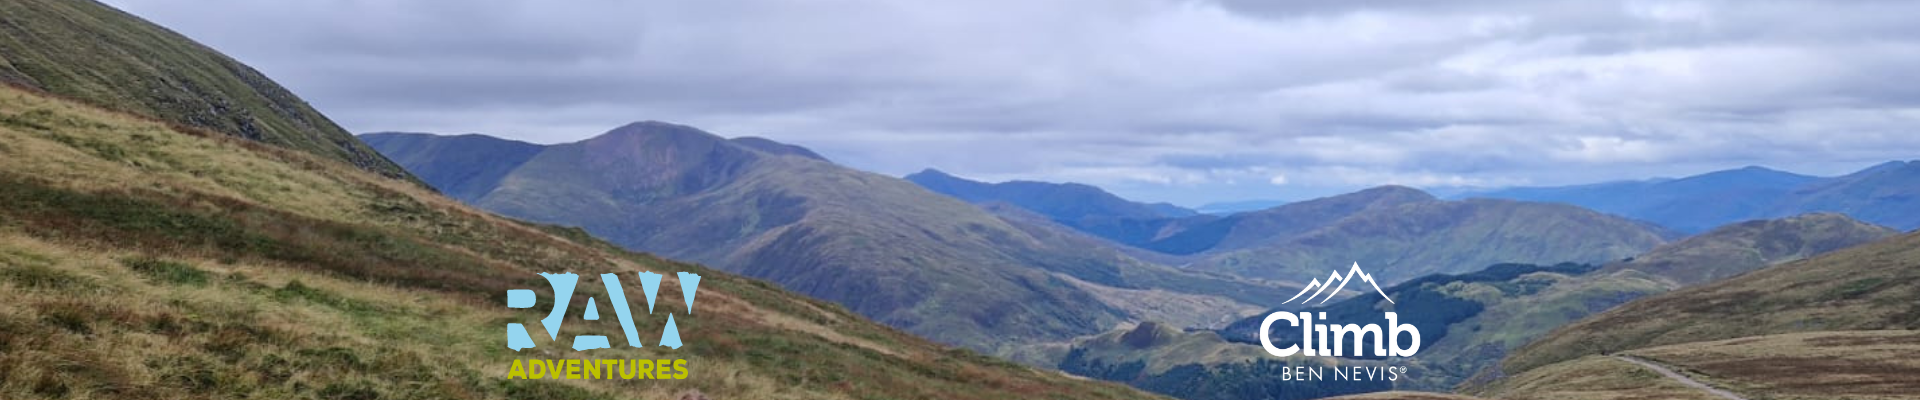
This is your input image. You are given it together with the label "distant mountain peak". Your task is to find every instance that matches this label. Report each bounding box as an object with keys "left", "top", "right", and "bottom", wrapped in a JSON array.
[
  {"left": 595, "top": 120, "right": 724, "bottom": 142},
  {"left": 1358, "top": 184, "right": 1436, "bottom": 199},
  {"left": 905, "top": 168, "right": 961, "bottom": 180}
]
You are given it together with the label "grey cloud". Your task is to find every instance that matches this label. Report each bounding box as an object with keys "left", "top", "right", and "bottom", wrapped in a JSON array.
[{"left": 101, "top": 0, "right": 1920, "bottom": 205}]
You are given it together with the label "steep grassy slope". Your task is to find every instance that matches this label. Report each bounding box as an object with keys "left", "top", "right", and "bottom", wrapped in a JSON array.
[
  {"left": 1499, "top": 230, "right": 1920, "bottom": 379},
  {"left": 1192, "top": 197, "right": 1670, "bottom": 285},
  {"left": 366, "top": 127, "right": 1285, "bottom": 354},
  {"left": 1602, "top": 213, "right": 1896, "bottom": 285},
  {"left": 0, "top": 84, "right": 1167, "bottom": 400},
  {"left": 0, "top": 0, "right": 409, "bottom": 179}
]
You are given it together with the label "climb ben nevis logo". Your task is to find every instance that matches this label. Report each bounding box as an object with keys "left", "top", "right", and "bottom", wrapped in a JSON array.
[
  {"left": 502, "top": 270, "right": 702, "bottom": 380},
  {"left": 1258, "top": 263, "right": 1417, "bottom": 382}
]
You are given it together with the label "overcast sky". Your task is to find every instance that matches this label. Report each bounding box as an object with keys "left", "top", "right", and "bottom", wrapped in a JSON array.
[{"left": 104, "top": 0, "right": 1920, "bottom": 206}]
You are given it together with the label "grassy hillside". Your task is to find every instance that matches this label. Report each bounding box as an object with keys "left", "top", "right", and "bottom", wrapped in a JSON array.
[
  {"left": 1475, "top": 331, "right": 1920, "bottom": 400},
  {"left": 1469, "top": 355, "right": 1723, "bottom": 400},
  {"left": 1602, "top": 213, "right": 1896, "bottom": 285},
  {"left": 366, "top": 126, "right": 1286, "bottom": 355},
  {"left": 1498, "top": 229, "right": 1920, "bottom": 380},
  {"left": 0, "top": 83, "right": 1167, "bottom": 400},
  {"left": 0, "top": 0, "right": 410, "bottom": 179},
  {"left": 1622, "top": 330, "right": 1920, "bottom": 399}
]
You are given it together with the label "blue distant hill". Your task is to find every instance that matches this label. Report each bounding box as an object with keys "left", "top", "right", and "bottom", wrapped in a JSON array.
[{"left": 1459, "top": 162, "right": 1920, "bottom": 233}]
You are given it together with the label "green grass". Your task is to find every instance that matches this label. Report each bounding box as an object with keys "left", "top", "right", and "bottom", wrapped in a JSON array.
[
  {"left": 0, "top": 81, "right": 1167, "bottom": 400},
  {"left": 121, "top": 257, "right": 210, "bottom": 286},
  {"left": 1499, "top": 230, "right": 1920, "bottom": 380},
  {"left": 0, "top": 0, "right": 412, "bottom": 179},
  {"left": 375, "top": 121, "right": 1286, "bottom": 354}
]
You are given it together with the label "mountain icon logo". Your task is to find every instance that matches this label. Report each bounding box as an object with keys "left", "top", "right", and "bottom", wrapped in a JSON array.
[{"left": 1282, "top": 262, "right": 1393, "bottom": 304}]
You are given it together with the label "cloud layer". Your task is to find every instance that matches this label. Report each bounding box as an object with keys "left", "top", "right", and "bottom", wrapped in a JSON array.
[{"left": 104, "top": 0, "right": 1920, "bottom": 204}]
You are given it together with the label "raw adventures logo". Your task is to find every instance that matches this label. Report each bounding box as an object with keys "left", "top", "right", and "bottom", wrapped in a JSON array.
[
  {"left": 503, "top": 271, "right": 701, "bottom": 380},
  {"left": 1257, "top": 263, "right": 1417, "bottom": 381}
]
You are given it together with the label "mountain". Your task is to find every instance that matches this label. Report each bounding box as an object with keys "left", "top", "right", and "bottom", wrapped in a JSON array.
[
  {"left": 0, "top": 0, "right": 409, "bottom": 179},
  {"left": 366, "top": 126, "right": 1286, "bottom": 354},
  {"left": 1075, "top": 212, "right": 1895, "bottom": 396},
  {"left": 905, "top": 169, "right": 1196, "bottom": 220},
  {"left": 1601, "top": 212, "right": 1897, "bottom": 286},
  {"left": 1496, "top": 229, "right": 1920, "bottom": 379},
  {"left": 907, "top": 178, "right": 1673, "bottom": 288},
  {"left": 1195, "top": 199, "right": 1292, "bottom": 215},
  {"left": 1186, "top": 192, "right": 1672, "bottom": 285},
  {"left": 1463, "top": 163, "right": 1920, "bottom": 233},
  {"left": 1774, "top": 160, "right": 1920, "bottom": 231},
  {"left": 0, "top": 82, "right": 1168, "bottom": 399},
  {"left": 904, "top": 169, "right": 1208, "bottom": 246},
  {"left": 1146, "top": 186, "right": 1437, "bottom": 256},
  {"left": 359, "top": 133, "right": 544, "bottom": 200}
]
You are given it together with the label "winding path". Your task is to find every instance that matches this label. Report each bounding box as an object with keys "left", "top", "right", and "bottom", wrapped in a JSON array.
[{"left": 1613, "top": 355, "right": 1749, "bottom": 400}]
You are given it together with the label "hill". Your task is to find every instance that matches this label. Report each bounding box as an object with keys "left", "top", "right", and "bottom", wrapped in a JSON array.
[
  {"left": 1463, "top": 163, "right": 1920, "bottom": 232},
  {"left": 1602, "top": 213, "right": 1897, "bottom": 285},
  {"left": 906, "top": 169, "right": 1196, "bottom": 220},
  {"left": 0, "top": 0, "right": 409, "bottom": 179},
  {"left": 1081, "top": 213, "right": 1895, "bottom": 395},
  {"left": 365, "top": 127, "right": 1285, "bottom": 354},
  {"left": 358, "top": 133, "right": 545, "bottom": 200},
  {"left": 1187, "top": 194, "right": 1671, "bottom": 285},
  {"left": 1145, "top": 186, "right": 1436, "bottom": 256},
  {"left": 0, "top": 83, "right": 1175, "bottom": 399},
  {"left": 1057, "top": 322, "right": 1393, "bottom": 400},
  {"left": 1496, "top": 228, "right": 1920, "bottom": 381},
  {"left": 1478, "top": 331, "right": 1920, "bottom": 400},
  {"left": 905, "top": 169, "right": 1208, "bottom": 247}
]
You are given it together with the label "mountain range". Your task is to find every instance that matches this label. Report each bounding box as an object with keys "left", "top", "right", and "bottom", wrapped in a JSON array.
[
  {"left": 362, "top": 127, "right": 1285, "bottom": 354},
  {"left": 1463, "top": 163, "right": 1920, "bottom": 233},
  {"left": 1055, "top": 212, "right": 1896, "bottom": 398},
  {"left": 16, "top": 1, "right": 1920, "bottom": 399},
  {"left": 1467, "top": 226, "right": 1920, "bottom": 399},
  {"left": 907, "top": 173, "right": 1675, "bottom": 287},
  {"left": 0, "top": 2, "right": 1173, "bottom": 399}
]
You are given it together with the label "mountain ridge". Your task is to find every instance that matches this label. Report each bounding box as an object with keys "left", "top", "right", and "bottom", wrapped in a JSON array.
[
  {"left": 0, "top": 0, "right": 412, "bottom": 179},
  {"left": 368, "top": 128, "right": 1284, "bottom": 354},
  {"left": 1462, "top": 162, "right": 1919, "bottom": 232},
  {"left": 0, "top": 81, "right": 1171, "bottom": 400}
]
